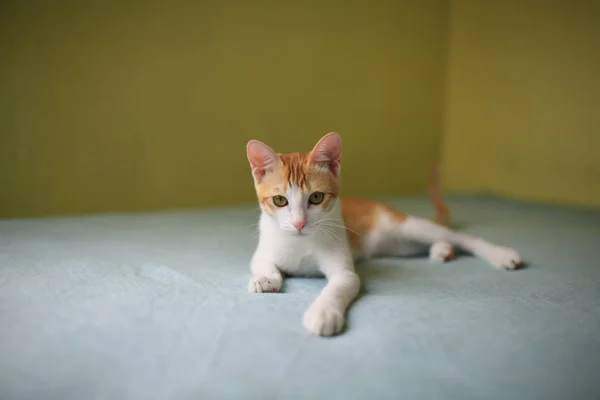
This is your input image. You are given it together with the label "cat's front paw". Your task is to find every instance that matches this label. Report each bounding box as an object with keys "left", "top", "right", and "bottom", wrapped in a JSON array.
[
  {"left": 487, "top": 246, "right": 524, "bottom": 270},
  {"left": 303, "top": 302, "right": 344, "bottom": 337},
  {"left": 247, "top": 275, "right": 281, "bottom": 293}
]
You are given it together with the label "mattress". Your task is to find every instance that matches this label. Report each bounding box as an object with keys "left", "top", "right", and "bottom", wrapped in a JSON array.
[{"left": 1, "top": 195, "right": 599, "bottom": 399}]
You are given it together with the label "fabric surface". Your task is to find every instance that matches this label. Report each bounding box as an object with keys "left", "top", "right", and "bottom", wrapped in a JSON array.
[{"left": 1, "top": 195, "right": 599, "bottom": 400}]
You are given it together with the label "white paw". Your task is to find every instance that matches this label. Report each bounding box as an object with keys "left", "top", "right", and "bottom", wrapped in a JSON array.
[
  {"left": 303, "top": 302, "right": 345, "bottom": 337},
  {"left": 486, "top": 246, "right": 524, "bottom": 270},
  {"left": 247, "top": 275, "right": 281, "bottom": 293},
  {"left": 429, "top": 241, "right": 455, "bottom": 262}
]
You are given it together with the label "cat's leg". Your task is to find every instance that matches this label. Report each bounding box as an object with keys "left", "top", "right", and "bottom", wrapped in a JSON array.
[
  {"left": 361, "top": 225, "right": 430, "bottom": 259},
  {"left": 363, "top": 230, "right": 455, "bottom": 262},
  {"left": 248, "top": 255, "right": 283, "bottom": 293},
  {"left": 361, "top": 221, "right": 458, "bottom": 264},
  {"left": 303, "top": 251, "right": 360, "bottom": 336},
  {"left": 400, "top": 217, "right": 523, "bottom": 270}
]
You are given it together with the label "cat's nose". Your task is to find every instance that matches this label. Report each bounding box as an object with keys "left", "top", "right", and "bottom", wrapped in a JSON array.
[{"left": 293, "top": 220, "right": 308, "bottom": 232}]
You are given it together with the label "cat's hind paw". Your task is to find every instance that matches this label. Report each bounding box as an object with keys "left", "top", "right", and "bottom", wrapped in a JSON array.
[
  {"left": 486, "top": 246, "right": 524, "bottom": 270},
  {"left": 247, "top": 275, "right": 282, "bottom": 293},
  {"left": 429, "top": 241, "right": 455, "bottom": 262}
]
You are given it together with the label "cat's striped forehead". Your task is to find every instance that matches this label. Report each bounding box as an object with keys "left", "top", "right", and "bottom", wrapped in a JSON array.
[{"left": 279, "top": 152, "right": 311, "bottom": 189}]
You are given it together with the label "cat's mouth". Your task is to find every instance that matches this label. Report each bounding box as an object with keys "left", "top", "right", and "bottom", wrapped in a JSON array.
[{"left": 289, "top": 229, "right": 311, "bottom": 237}]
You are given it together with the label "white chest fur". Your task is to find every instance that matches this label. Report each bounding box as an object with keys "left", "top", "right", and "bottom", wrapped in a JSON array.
[
  {"left": 255, "top": 217, "right": 320, "bottom": 276},
  {"left": 252, "top": 210, "right": 350, "bottom": 277}
]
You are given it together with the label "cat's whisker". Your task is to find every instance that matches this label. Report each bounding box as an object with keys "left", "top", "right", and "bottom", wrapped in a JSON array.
[
  {"left": 320, "top": 229, "right": 338, "bottom": 247},
  {"left": 317, "top": 219, "right": 353, "bottom": 226},
  {"left": 315, "top": 218, "right": 343, "bottom": 224},
  {"left": 318, "top": 226, "right": 344, "bottom": 248},
  {"left": 317, "top": 222, "right": 360, "bottom": 236},
  {"left": 320, "top": 229, "right": 337, "bottom": 246}
]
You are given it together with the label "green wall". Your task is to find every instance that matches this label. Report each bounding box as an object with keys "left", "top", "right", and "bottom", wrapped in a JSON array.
[
  {"left": 442, "top": 0, "right": 600, "bottom": 209},
  {"left": 0, "top": 1, "right": 449, "bottom": 218},
  {"left": 6, "top": 1, "right": 595, "bottom": 219}
]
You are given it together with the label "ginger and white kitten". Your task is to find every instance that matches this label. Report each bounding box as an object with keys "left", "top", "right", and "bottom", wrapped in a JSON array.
[{"left": 246, "top": 132, "right": 523, "bottom": 337}]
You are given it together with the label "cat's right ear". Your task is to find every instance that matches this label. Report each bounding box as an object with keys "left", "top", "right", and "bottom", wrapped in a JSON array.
[{"left": 246, "top": 140, "right": 279, "bottom": 183}]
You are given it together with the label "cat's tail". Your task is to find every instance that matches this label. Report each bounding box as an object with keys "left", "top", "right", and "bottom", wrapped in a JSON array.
[{"left": 428, "top": 163, "right": 451, "bottom": 227}]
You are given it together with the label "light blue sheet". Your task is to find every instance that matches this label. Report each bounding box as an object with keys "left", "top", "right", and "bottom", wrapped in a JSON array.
[{"left": 1, "top": 195, "right": 599, "bottom": 399}]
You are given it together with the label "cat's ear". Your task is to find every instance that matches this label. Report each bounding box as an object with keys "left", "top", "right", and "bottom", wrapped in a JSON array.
[
  {"left": 246, "top": 140, "right": 279, "bottom": 182},
  {"left": 309, "top": 132, "right": 342, "bottom": 176}
]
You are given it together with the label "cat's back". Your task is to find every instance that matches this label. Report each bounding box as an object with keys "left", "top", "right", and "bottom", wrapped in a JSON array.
[{"left": 341, "top": 197, "right": 407, "bottom": 249}]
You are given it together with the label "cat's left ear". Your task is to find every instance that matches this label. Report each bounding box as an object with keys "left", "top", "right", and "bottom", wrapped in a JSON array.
[
  {"left": 246, "top": 140, "right": 279, "bottom": 183},
  {"left": 309, "top": 132, "right": 342, "bottom": 176}
]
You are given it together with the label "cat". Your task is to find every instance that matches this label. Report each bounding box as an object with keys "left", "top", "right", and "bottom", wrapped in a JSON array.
[{"left": 245, "top": 132, "right": 523, "bottom": 337}]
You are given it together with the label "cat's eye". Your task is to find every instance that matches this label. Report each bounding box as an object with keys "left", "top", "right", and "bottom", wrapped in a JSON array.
[
  {"left": 272, "top": 195, "right": 288, "bottom": 207},
  {"left": 308, "top": 191, "right": 325, "bottom": 205}
]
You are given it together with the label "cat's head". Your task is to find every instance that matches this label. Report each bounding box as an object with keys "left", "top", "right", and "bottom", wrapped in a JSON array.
[{"left": 246, "top": 132, "right": 342, "bottom": 236}]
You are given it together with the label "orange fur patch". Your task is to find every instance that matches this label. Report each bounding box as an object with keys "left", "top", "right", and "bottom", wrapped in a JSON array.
[{"left": 341, "top": 198, "right": 407, "bottom": 250}]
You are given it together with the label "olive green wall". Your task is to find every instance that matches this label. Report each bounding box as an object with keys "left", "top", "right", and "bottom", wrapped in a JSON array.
[
  {"left": 442, "top": 1, "right": 600, "bottom": 209},
  {"left": 0, "top": 1, "right": 449, "bottom": 218}
]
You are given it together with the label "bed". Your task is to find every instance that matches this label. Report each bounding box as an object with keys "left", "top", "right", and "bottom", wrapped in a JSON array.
[{"left": 1, "top": 195, "right": 599, "bottom": 399}]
